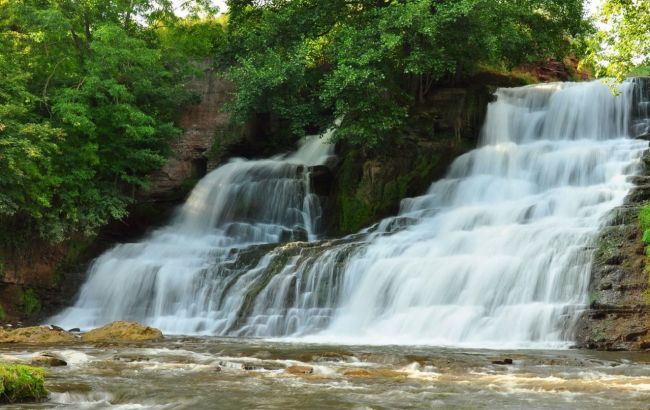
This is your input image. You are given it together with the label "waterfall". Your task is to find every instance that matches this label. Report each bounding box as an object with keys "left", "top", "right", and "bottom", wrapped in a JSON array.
[
  {"left": 51, "top": 131, "right": 335, "bottom": 334},
  {"left": 53, "top": 80, "right": 648, "bottom": 348},
  {"left": 317, "top": 81, "right": 647, "bottom": 347}
]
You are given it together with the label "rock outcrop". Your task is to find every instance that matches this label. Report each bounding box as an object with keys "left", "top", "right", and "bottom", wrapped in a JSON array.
[
  {"left": 30, "top": 352, "right": 67, "bottom": 367},
  {"left": 81, "top": 321, "right": 163, "bottom": 343},
  {"left": 0, "top": 326, "right": 77, "bottom": 344},
  {"left": 145, "top": 61, "right": 235, "bottom": 200},
  {"left": 575, "top": 153, "right": 650, "bottom": 350}
]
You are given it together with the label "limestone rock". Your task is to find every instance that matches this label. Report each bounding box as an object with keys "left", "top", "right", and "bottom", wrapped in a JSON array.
[{"left": 81, "top": 321, "right": 163, "bottom": 343}]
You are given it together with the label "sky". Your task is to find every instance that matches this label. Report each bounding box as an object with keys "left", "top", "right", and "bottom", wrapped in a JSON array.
[
  {"left": 173, "top": 0, "right": 227, "bottom": 16},
  {"left": 213, "top": 0, "right": 227, "bottom": 14}
]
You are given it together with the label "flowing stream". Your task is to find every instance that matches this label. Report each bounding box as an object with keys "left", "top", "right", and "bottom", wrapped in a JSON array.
[
  {"left": 4, "top": 338, "right": 650, "bottom": 409},
  {"left": 53, "top": 80, "right": 648, "bottom": 349}
]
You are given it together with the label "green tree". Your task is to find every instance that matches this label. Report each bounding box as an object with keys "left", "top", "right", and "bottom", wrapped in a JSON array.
[
  {"left": 222, "top": 0, "right": 587, "bottom": 145},
  {"left": 0, "top": 0, "right": 220, "bottom": 242},
  {"left": 587, "top": 0, "right": 650, "bottom": 79}
]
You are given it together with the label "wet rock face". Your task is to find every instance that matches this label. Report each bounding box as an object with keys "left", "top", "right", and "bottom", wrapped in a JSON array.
[
  {"left": 145, "top": 62, "right": 235, "bottom": 200},
  {"left": 574, "top": 196, "right": 650, "bottom": 350}
]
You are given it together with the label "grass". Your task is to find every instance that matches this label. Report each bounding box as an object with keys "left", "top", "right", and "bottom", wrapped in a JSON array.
[
  {"left": 22, "top": 289, "right": 41, "bottom": 316},
  {"left": 639, "top": 205, "right": 650, "bottom": 303},
  {"left": 0, "top": 364, "right": 47, "bottom": 403}
]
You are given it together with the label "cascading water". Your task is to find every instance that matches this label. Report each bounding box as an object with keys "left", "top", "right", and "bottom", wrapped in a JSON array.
[
  {"left": 317, "top": 81, "right": 647, "bottom": 347},
  {"left": 51, "top": 132, "right": 335, "bottom": 334},
  {"left": 53, "top": 80, "right": 649, "bottom": 348}
]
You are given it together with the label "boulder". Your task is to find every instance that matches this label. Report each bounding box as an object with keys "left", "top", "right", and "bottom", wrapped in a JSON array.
[
  {"left": 491, "top": 358, "right": 513, "bottom": 365},
  {"left": 0, "top": 326, "right": 76, "bottom": 344},
  {"left": 286, "top": 365, "right": 313, "bottom": 375},
  {"left": 31, "top": 353, "right": 67, "bottom": 367},
  {"left": 342, "top": 368, "right": 405, "bottom": 378},
  {"left": 81, "top": 321, "right": 163, "bottom": 343}
]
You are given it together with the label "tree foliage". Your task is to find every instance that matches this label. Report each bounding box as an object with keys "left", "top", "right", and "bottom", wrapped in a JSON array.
[
  {"left": 0, "top": 0, "right": 220, "bottom": 242},
  {"left": 221, "top": 0, "right": 587, "bottom": 145},
  {"left": 586, "top": 0, "right": 650, "bottom": 79}
]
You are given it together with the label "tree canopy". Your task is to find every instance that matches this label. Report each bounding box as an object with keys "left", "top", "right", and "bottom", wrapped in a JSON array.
[
  {"left": 0, "top": 0, "right": 222, "bottom": 242},
  {"left": 7, "top": 0, "right": 645, "bottom": 245},
  {"left": 220, "top": 0, "right": 588, "bottom": 145},
  {"left": 587, "top": 0, "right": 650, "bottom": 79}
]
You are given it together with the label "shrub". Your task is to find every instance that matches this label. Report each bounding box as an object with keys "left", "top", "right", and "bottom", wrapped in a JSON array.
[{"left": 0, "top": 364, "right": 47, "bottom": 403}]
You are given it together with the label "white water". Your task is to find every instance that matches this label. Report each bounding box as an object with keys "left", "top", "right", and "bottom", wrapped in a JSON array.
[
  {"left": 315, "top": 81, "right": 647, "bottom": 347},
  {"left": 51, "top": 131, "right": 335, "bottom": 334},
  {"left": 53, "top": 80, "right": 648, "bottom": 348}
]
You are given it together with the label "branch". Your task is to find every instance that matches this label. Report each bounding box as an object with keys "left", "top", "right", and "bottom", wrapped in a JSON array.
[{"left": 42, "top": 60, "right": 63, "bottom": 118}]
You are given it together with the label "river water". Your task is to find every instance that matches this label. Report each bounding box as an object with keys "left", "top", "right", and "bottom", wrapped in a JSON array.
[
  {"left": 3, "top": 338, "right": 650, "bottom": 409},
  {"left": 33, "top": 80, "right": 650, "bottom": 408}
]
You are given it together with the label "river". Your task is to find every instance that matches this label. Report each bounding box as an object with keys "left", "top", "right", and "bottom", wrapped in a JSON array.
[{"left": 3, "top": 338, "right": 650, "bottom": 409}]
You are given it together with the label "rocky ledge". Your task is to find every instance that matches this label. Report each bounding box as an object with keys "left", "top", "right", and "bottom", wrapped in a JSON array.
[
  {"left": 575, "top": 150, "right": 650, "bottom": 350},
  {"left": 0, "top": 321, "right": 163, "bottom": 345}
]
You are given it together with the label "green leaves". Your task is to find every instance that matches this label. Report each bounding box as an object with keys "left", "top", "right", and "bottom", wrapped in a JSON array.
[
  {"left": 223, "top": 0, "right": 586, "bottom": 146},
  {"left": 0, "top": 0, "right": 211, "bottom": 242},
  {"left": 588, "top": 0, "right": 650, "bottom": 79}
]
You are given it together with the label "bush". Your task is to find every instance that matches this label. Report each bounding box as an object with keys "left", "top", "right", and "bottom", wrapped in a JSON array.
[
  {"left": 639, "top": 205, "right": 650, "bottom": 245},
  {"left": 640, "top": 205, "right": 650, "bottom": 231},
  {"left": 22, "top": 289, "right": 41, "bottom": 316},
  {"left": 0, "top": 364, "right": 47, "bottom": 403}
]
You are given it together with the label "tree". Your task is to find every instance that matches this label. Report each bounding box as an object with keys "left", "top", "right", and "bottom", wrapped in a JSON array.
[
  {"left": 0, "top": 0, "right": 220, "bottom": 242},
  {"left": 587, "top": 0, "right": 650, "bottom": 79},
  {"left": 221, "top": 0, "right": 587, "bottom": 145}
]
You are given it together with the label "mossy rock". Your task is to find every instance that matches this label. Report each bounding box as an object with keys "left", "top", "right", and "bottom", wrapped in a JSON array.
[
  {"left": 0, "top": 326, "right": 77, "bottom": 344},
  {"left": 81, "top": 321, "right": 163, "bottom": 343},
  {"left": 0, "top": 364, "right": 47, "bottom": 403}
]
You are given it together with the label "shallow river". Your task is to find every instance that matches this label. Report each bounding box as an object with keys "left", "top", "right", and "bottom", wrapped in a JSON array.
[{"left": 2, "top": 337, "right": 650, "bottom": 409}]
